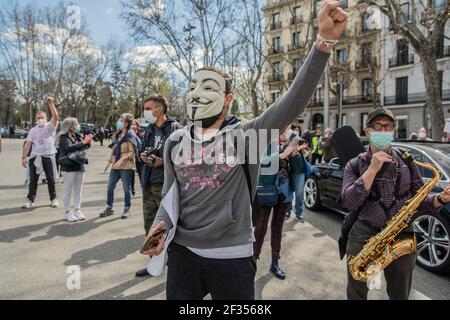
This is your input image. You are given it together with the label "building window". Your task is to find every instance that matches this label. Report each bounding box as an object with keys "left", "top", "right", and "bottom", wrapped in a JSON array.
[
  {"left": 273, "top": 62, "right": 281, "bottom": 77},
  {"left": 293, "top": 58, "right": 302, "bottom": 74},
  {"left": 273, "top": 36, "right": 281, "bottom": 52},
  {"left": 271, "top": 13, "right": 281, "bottom": 30},
  {"left": 432, "top": 0, "right": 446, "bottom": 9},
  {"left": 336, "top": 49, "right": 348, "bottom": 63},
  {"left": 399, "top": 2, "right": 410, "bottom": 25},
  {"left": 292, "top": 32, "right": 300, "bottom": 47},
  {"left": 362, "top": 79, "right": 373, "bottom": 98},
  {"left": 396, "top": 115, "right": 408, "bottom": 140},
  {"left": 397, "top": 39, "right": 409, "bottom": 61},
  {"left": 360, "top": 113, "right": 368, "bottom": 136},
  {"left": 271, "top": 91, "right": 281, "bottom": 103},
  {"left": 362, "top": 11, "right": 372, "bottom": 31},
  {"left": 292, "top": 6, "right": 301, "bottom": 23},
  {"left": 395, "top": 76, "right": 408, "bottom": 105},
  {"left": 339, "top": 0, "right": 348, "bottom": 9},
  {"left": 315, "top": 87, "right": 323, "bottom": 103},
  {"left": 362, "top": 43, "right": 372, "bottom": 65}
]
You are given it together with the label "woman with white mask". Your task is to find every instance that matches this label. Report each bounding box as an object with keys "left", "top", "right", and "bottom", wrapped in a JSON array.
[{"left": 58, "top": 118, "right": 93, "bottom": 222}]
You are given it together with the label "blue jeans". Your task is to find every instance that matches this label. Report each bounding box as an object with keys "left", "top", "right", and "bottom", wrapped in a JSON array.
[
  {"left": 287, "top": 173, "right": 306, "bottom": 218},
  {"left": 106, "top": 169, "right": 133, "bottom": 209}
]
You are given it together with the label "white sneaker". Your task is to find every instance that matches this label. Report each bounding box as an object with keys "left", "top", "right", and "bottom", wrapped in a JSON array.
[
  {"left": 64, "top": 211, "right": 78, "bottom": 222},
  {"left": 22, "top": 199, "right": 33, "bottom": 209},
  {"left": 51, "top": 199, "right": 59, "bottom": 208},
  {"left": 73, "top": 210, "right": 86, "bottom": 221}
]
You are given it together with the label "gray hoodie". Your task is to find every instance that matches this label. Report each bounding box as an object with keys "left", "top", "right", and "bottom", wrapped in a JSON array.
[{"left": 152, "top": 47, "right": 330, "bottom": 249}]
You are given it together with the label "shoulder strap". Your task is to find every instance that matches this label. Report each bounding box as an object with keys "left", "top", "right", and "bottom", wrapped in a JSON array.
[{"left": 348, "top": 157, "right": 360, "bottom": 177}]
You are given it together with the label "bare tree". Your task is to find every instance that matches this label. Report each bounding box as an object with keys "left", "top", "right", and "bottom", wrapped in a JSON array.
[
  {"left": 361, "top": 0, "right": 449, "bottom": 139},
  {"left": 121, "top": 0, "right": 237, "bottom": 82}
]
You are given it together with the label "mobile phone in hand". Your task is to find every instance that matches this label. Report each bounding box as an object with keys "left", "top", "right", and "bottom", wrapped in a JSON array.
[{"left": 140, "top": 229, "right": 166, "bottom": 254}]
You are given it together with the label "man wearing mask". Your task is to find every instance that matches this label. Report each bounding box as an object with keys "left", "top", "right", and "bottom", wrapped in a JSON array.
[
  {"left": 21, "top": 97, "right": 59, "bottom": 209},
  {"left": 141, "top": 1, "right": 348, "bottom": 300},
  {"left": 417, "top": 127, "right": 433, "bottom": 141},
  {"left": 135, "top": 95, "right": 183, "bottom": 278},
  {"left": 341, "top": 107, "right": 450, "bottom": 300}
]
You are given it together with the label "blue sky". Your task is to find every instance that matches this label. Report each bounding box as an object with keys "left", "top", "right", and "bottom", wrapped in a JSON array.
[{"left": 15, "top": 0, "right": 129, "bottom": 45}]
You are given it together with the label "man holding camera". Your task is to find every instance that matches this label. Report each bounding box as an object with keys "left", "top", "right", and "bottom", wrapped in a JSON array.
[{"left": 135, "top": 95, "right": 183, "bottom": 278}]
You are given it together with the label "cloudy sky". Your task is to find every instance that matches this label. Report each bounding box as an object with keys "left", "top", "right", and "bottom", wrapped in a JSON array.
[{"left": 25, "top": 0, "right": 129, "bottom": 44}]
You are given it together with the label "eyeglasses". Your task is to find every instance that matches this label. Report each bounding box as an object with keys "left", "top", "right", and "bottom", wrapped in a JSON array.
[{"left": 369, "top": 123, "right": 396, "bottom": 130}]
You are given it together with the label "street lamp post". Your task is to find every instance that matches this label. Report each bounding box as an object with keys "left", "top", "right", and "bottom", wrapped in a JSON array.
[
  {"left": 183, "top": 24, "right": 196, "bottom": 83},
  {"left": 337, "top": 72, "right": 343, "bottom": 128}
]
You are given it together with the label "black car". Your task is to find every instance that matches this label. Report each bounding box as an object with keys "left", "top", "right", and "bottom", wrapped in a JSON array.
[{"left": 304, "top": 141, "right": 450, "bottom": 274}]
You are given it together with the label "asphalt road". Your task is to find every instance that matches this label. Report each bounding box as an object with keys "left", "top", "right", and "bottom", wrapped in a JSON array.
[{"left": 0, "top": 138, "right": 448, "bottom": 300}]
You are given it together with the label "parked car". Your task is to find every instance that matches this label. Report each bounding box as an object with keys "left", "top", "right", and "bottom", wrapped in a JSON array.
[
  {"left": 15, "top": 129, "right": 28, "bottom": 139},
  {"left": 1, "top": 128, "right": 28, "bottom": 138},
  {"left": 304, "top": 141, "right": 450, "bottom": 274}
]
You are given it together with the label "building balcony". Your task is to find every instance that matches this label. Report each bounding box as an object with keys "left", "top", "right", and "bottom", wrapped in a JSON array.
[
  {"left": 290, "top": 16, "right": 303, "bottom": 25},
  {"left": 355, "top": 57, "right": 377, "bottom": 71},
  {"left": 389, "top": 54, "right": 414, "bottom": 68},
  {"left": 343, "top": 94, "right": 380, "bottom": 105},
  {"left": 287, "top": 43, "right": 302, "bottom": 52},
  {"left": 268, "top": 74, "right": 283, "bottom": 83},
  {"left": 268, "top": 46, "right": 284, "bottom": 56},
  {"left": 384, "top": 90, "right": 450, "bottom": 106},
  {"left": 270, "top": 21, "right": 282, "bottom": 31}
]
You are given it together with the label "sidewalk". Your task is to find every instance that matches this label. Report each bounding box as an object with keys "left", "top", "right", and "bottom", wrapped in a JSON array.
[{"left": 0, "top": 139, "right": 429, "bottom": 300}]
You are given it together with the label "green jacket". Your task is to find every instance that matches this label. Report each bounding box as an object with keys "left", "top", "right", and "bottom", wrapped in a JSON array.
[{"left": 311, "top": 136, "right": 324, "bottom": 155}]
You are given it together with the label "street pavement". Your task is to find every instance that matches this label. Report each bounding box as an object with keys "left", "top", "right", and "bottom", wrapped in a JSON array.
[{"left": 0, "top": 139, "right": 447, "bottom": 300}]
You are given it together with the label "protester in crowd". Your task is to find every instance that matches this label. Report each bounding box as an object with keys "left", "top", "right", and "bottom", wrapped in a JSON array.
[
  {"left": 100, "top": 113, "right": 138, "bottom": 219},
  {"left": 253, "top": 129, "right": 296, "bottom": 280},
  {"left": 321, "top": 128, "right": 337, "bottom": 163},
  {"left": 21, "top": 97, "right": 59, "bottom": 209},
  {"left": 142, "top": 1, "right": 346, "bottom": 300},
  {"left": 302, "top": 127, "right": 313, "bottom": 147},
  {"left": 98, "top": 127, "right": 105, "bottom": 147},
  {"left": 310, "top": 127, "right": 325, "bottom": 164},
  {"left": 135, "top": 95, "right": 183, "bottom": 278},
  {"left": 58, "top": 117, "right": 93, "bottom": 222},
  {"left": 285, "top": 127, "right": 310, "bottom": 223},
  {"left": 9, "top": 125, "right": 15, "bottom": 139},
  {"left": 410, "top": 132, "right": 418, "bottom": 140},
  {"left": 417, "top": 127, "right": 433, "bottom": 141}
]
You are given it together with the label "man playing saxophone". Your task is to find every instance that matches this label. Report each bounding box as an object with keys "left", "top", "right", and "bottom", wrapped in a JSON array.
[{"left": 341, "top": 107, "right": 450, "bottom": 300}]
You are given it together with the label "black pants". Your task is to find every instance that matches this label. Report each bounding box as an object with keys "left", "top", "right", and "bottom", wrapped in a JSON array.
[
  {"left": 311, "top": 153, "right": 323, "bottom": 165},
  {"left": 166, "top": 242, "right": 256, "bottom": 300},
  {"left": 27, "top": 157, "right": 57, "bottom": 202},
  {"left": 346, "top": 219, "right": 416, "bottom": 300}
]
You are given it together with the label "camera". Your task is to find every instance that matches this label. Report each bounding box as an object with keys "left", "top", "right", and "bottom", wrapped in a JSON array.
[{"left": 145, "top": 147, "right": 162, "bottom": 167}]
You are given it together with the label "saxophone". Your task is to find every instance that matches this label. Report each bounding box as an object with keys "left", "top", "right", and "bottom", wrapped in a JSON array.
[{"left": 348, "top": 151, "right": 441, "bottom": 282}]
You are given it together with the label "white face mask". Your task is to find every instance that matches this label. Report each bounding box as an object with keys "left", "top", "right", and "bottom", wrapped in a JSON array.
[
  {"left": 144, "top": 110, "right": 157, "bottom": 124},
  {"left": 186, "top": 70, "right": 227, "bottom": 121},
  {"left": 36, "top": 119, "right": 45, "bottom": 127},
  {"left": 418, "top": 132, "right": 427, "bottom": 139}
]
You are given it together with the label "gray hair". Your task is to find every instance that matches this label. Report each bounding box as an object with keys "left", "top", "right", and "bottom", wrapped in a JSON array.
[{"left": 57, "top": 117, "right": 78, "bottom": 143}]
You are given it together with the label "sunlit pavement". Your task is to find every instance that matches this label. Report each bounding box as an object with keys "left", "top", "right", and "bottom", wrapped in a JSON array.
[{"left": 0, "top": 139, "right": 438, "bottom": 300}]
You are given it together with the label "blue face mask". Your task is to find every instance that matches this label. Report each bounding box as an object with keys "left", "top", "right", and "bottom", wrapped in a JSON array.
[
  {"left": 75, "top": 124, "right": 81, "bottom": 133},
  {"left": 116, "top": 121, "right": 124, "bottom": 131},
  {"left": 370, "top": 132, "right": 394, "bottom": 150}
]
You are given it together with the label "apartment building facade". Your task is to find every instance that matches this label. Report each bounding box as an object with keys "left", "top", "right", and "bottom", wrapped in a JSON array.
[{"left": 262, "top": 0, "right": 450, "bottom": 139}]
